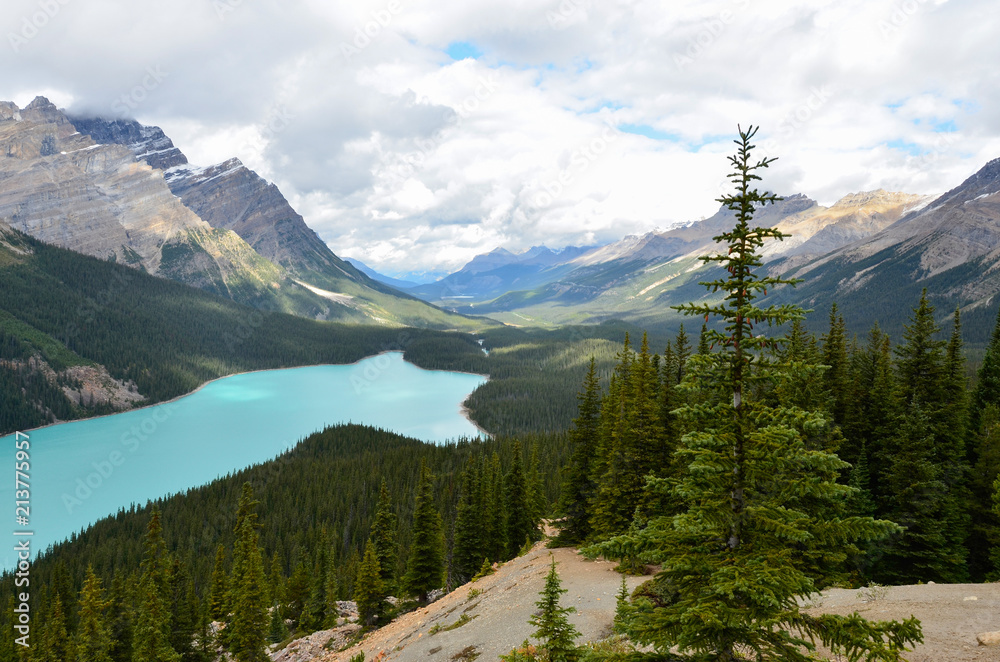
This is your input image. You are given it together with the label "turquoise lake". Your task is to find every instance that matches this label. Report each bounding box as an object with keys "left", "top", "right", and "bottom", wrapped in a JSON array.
[{"left": 0, "top": 352, "right": 486, "bottom": 568}]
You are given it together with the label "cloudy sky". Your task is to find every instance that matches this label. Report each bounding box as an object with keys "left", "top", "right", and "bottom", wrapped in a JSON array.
[{"left": 2, "top": 0, "right": 996, "bottom": 277}]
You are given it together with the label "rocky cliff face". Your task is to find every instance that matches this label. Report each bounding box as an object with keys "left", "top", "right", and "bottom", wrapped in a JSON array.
[
  {"left": 1, "top": 100, "right": 478, "bottom": 329},
  {"left": 163, "top": 158, "right": 368, "bottom": 289},
  {"left": 0, "top": 97, "right": 342, "bottom": 319},
  {"left": 68, "top": 116, "right": 188, "bottom": 170}
]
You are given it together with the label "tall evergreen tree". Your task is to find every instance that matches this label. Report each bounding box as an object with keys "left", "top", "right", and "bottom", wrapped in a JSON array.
[
  {"left": 887, "top": 292, "right": 969, "bottom": 582},
  {"left": 969, "top": 305, "right": 1000, "bottom": 578},
  {"left": 166, "top": 557, "right": 197, "bottom": 660},
  {"left": 822, "top": 303, "right": 851, "bottom": 434},
  {"left": 208, "top": 544, "right": 228, "bottom": 621},
  {"left": 403, "top": 461, "right": 445, "bottom": 603},
  {"left": 587, "top": 126, "right": 920, "bottom": 661},
  {"left": 504, "top": 439, "right": 535, "bottom": 558},
  {"left": 228, "top": 483, "right": 269, "bottom": 662},
  {"left": 877, "top": 403, "right": 948, "bottom": 584},
  {"left": 355, "top": 542, "right": 385, "bottom": 626},
  {"left": 132, "top": 509, "right": 180, "bottom": 662},
  {"left": 452, "top": 457, "right": 483, "bottom": 582},
  {"left": 75, "top": 566, "right": 113, "bottom": 662},
  {"left": 107, "top": 575, "right": 134, "bottom": 662},
  {"left": 554, "top": 358, "right": 601, "bottom": 546},
  {"left": 369, "top": 479, "right": 399, "bottom": 592}
]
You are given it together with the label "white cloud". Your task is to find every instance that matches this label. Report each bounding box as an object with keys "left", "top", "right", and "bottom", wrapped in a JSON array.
[{"left": 0, "top": 0, "right": 996, "bottom": 273}]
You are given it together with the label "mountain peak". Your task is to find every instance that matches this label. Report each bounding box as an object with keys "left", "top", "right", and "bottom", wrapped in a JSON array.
[
  {"left": 18, "top": 96, "right": 67, "bottom": 126},
  {"left": 830, "top": 189, "right": 923, "bottom": 210},
  {"left": 25, "top": 96, "right": 55, "bottom": 111},
  {"left": 68, "top": 115, "right": 189, "bottom": 170}
]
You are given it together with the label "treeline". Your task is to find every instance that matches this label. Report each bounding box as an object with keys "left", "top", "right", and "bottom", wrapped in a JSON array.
[
  {"left": 555, "top": 294, "right": 1000, "bottom": 585},
  {"left": 0, "top": 424, "right": 567, "bottom": 660},
  {"left": 0, "top": 229, "right": 493, "bottom": 436},
  {"left": 466, "top": 322, "right": 671, "bottom": 436},
  {"left": 0, "top": 227, "right": 657, "bottom": 440}
]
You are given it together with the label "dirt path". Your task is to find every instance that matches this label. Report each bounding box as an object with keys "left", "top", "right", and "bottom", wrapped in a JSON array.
[
  {"left": 320, "top": 540, "right": 644, "bottom": 661},
  {"left": 316, "top": 537, "right": 1000, "bottom": 661}
]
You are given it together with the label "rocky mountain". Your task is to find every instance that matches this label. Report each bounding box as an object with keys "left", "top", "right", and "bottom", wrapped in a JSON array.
[
  {"left": 343, "top": 257, "right": 421, "bottom": 290},
  {"left": 67, "top": 116, "right": 188, "bottom": 169},
  {"left": 0, "top": 98, "right": 480, "bottom": 329},
  {"left": 440, "top": 190, "right": 934, "bottom": 332},
  {"left": 0, "top": 98, "right": 314, "bottom": 315},
  {"left": 774, "top": 158, "right": 1000, "bottom": 342},
  {"left": 407, "top": 245, "right": 593, "bottom": 302}
]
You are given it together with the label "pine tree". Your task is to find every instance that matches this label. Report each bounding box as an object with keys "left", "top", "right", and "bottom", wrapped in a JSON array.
[
  {"left": 452, "top": 457, "right": 483, "bottom": 582},
  {"left": 403, "top": 460, "right": 445, "bottom": 603},
  {"left": 267, "top": 603, "right": 288, "bottom": 645},
  {"left": 969, "top": 305, "right": 1000, "bottom": 578},
  {"left": 133, "top": 509, "right": 180, "bottom": 662},
  {"left": 369, "top": 479, "right": 399, "bottom": 592},
  {"left": 228, "top": 483, "right": 269, "bottom": 662},
  {"left": 107, "top": 574, "right": 134, "bottom": 662},
  {"left": 42, "top": 593, "right": 71, "bottom": 662},
  {"left": 208, "top": 544, "right": 228, "bottom": 621},
  {"left": 877, "top": 403, "right": 947, "bottom": 584},
  {"left": 822, "top": 303, "right": 851, "bottom": 433},
  {"left": 528, "top": 557, "right": 580, "bottom": 662},
  {"left": 554, "top": 357, "right": 602, "bottom": 546},
  {"left": 75, "top": 566, "right": 113, "bottom": 662},
  {"left": 526, "top": 444, "right": 547, "bottom": 529},
  {"left": 587, "top": 126, "right": 921, "bottom": 661},
  {"left": 302, "top": 551, "right": 328, "bottom": 632},
  {"left": 504, "top": 439, "right": 535, "bottom": 558},
  {"left": 355, "top": 542, "right": 385, "bottom": 626},
  {"left": 887, "top": 292, "right": 969, "bottom": 582},
  {"left": 166, "top": 557, "right": 197, "bottom": 660},
  {"left": 268, "top": 551, "right": 285, "bottom": 610},
  {"left": 613, "top": 575, "right": 631, "bottom": 635}
]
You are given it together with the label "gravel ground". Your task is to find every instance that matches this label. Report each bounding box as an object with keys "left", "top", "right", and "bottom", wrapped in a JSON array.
[
  {"left": 318, "top": 540, "right": 645, "bottom": 662},
  {"left": 310, "top": 538, "right": 1000, "bottom": 662},
  {"left": 803, "top": 583, "right": 1000, "bottom": 661}
]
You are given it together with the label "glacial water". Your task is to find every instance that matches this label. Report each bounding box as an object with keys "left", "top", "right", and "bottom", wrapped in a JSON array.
[{"left": 0, "top": 352, "right": 486, "bottom": 568}]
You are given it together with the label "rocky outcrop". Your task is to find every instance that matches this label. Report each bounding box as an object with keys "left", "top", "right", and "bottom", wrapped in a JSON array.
[
  {"left": 0, "top": 97, "right": 336, "bottom": 318},
  {"left": 163, "top": 158, "right": 365, "bottom": 288},
  {"left": 68, "top": 116, "right": 188, "bottom": 170}
]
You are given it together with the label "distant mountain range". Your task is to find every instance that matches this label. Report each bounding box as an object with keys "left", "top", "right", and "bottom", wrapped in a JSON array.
[
  {"left": 0, "top": 97, "right": 479, "bottom": 330},
  {"left": 407, "top": 170, "right": 1000, "bottom": 343}
]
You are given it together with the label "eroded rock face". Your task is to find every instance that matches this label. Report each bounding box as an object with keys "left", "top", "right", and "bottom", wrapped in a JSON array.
[
  {"left": 68, "top": 116, "right": 188, "bottom": 170},
  {"left": 0, "top": 97, "right": 320, "bottom": 315},
  {"left": 0, "top": 96, "right": 209, "bottom": 273}
]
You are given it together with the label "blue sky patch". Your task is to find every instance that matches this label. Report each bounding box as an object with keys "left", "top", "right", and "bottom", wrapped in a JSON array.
[
  {"left": 887, "top": 139, "right": 926, "bottom": 156},
  {"left": 619, "top": 123, "right": 680, "bottom": 141},
  {"left": 446, "top": 41, "right": 483, "bottom": 61}
]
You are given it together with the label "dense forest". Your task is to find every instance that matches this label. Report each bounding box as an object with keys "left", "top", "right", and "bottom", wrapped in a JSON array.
[{"left": 0, "top": 424, "right": 569, "bottom": 660}]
